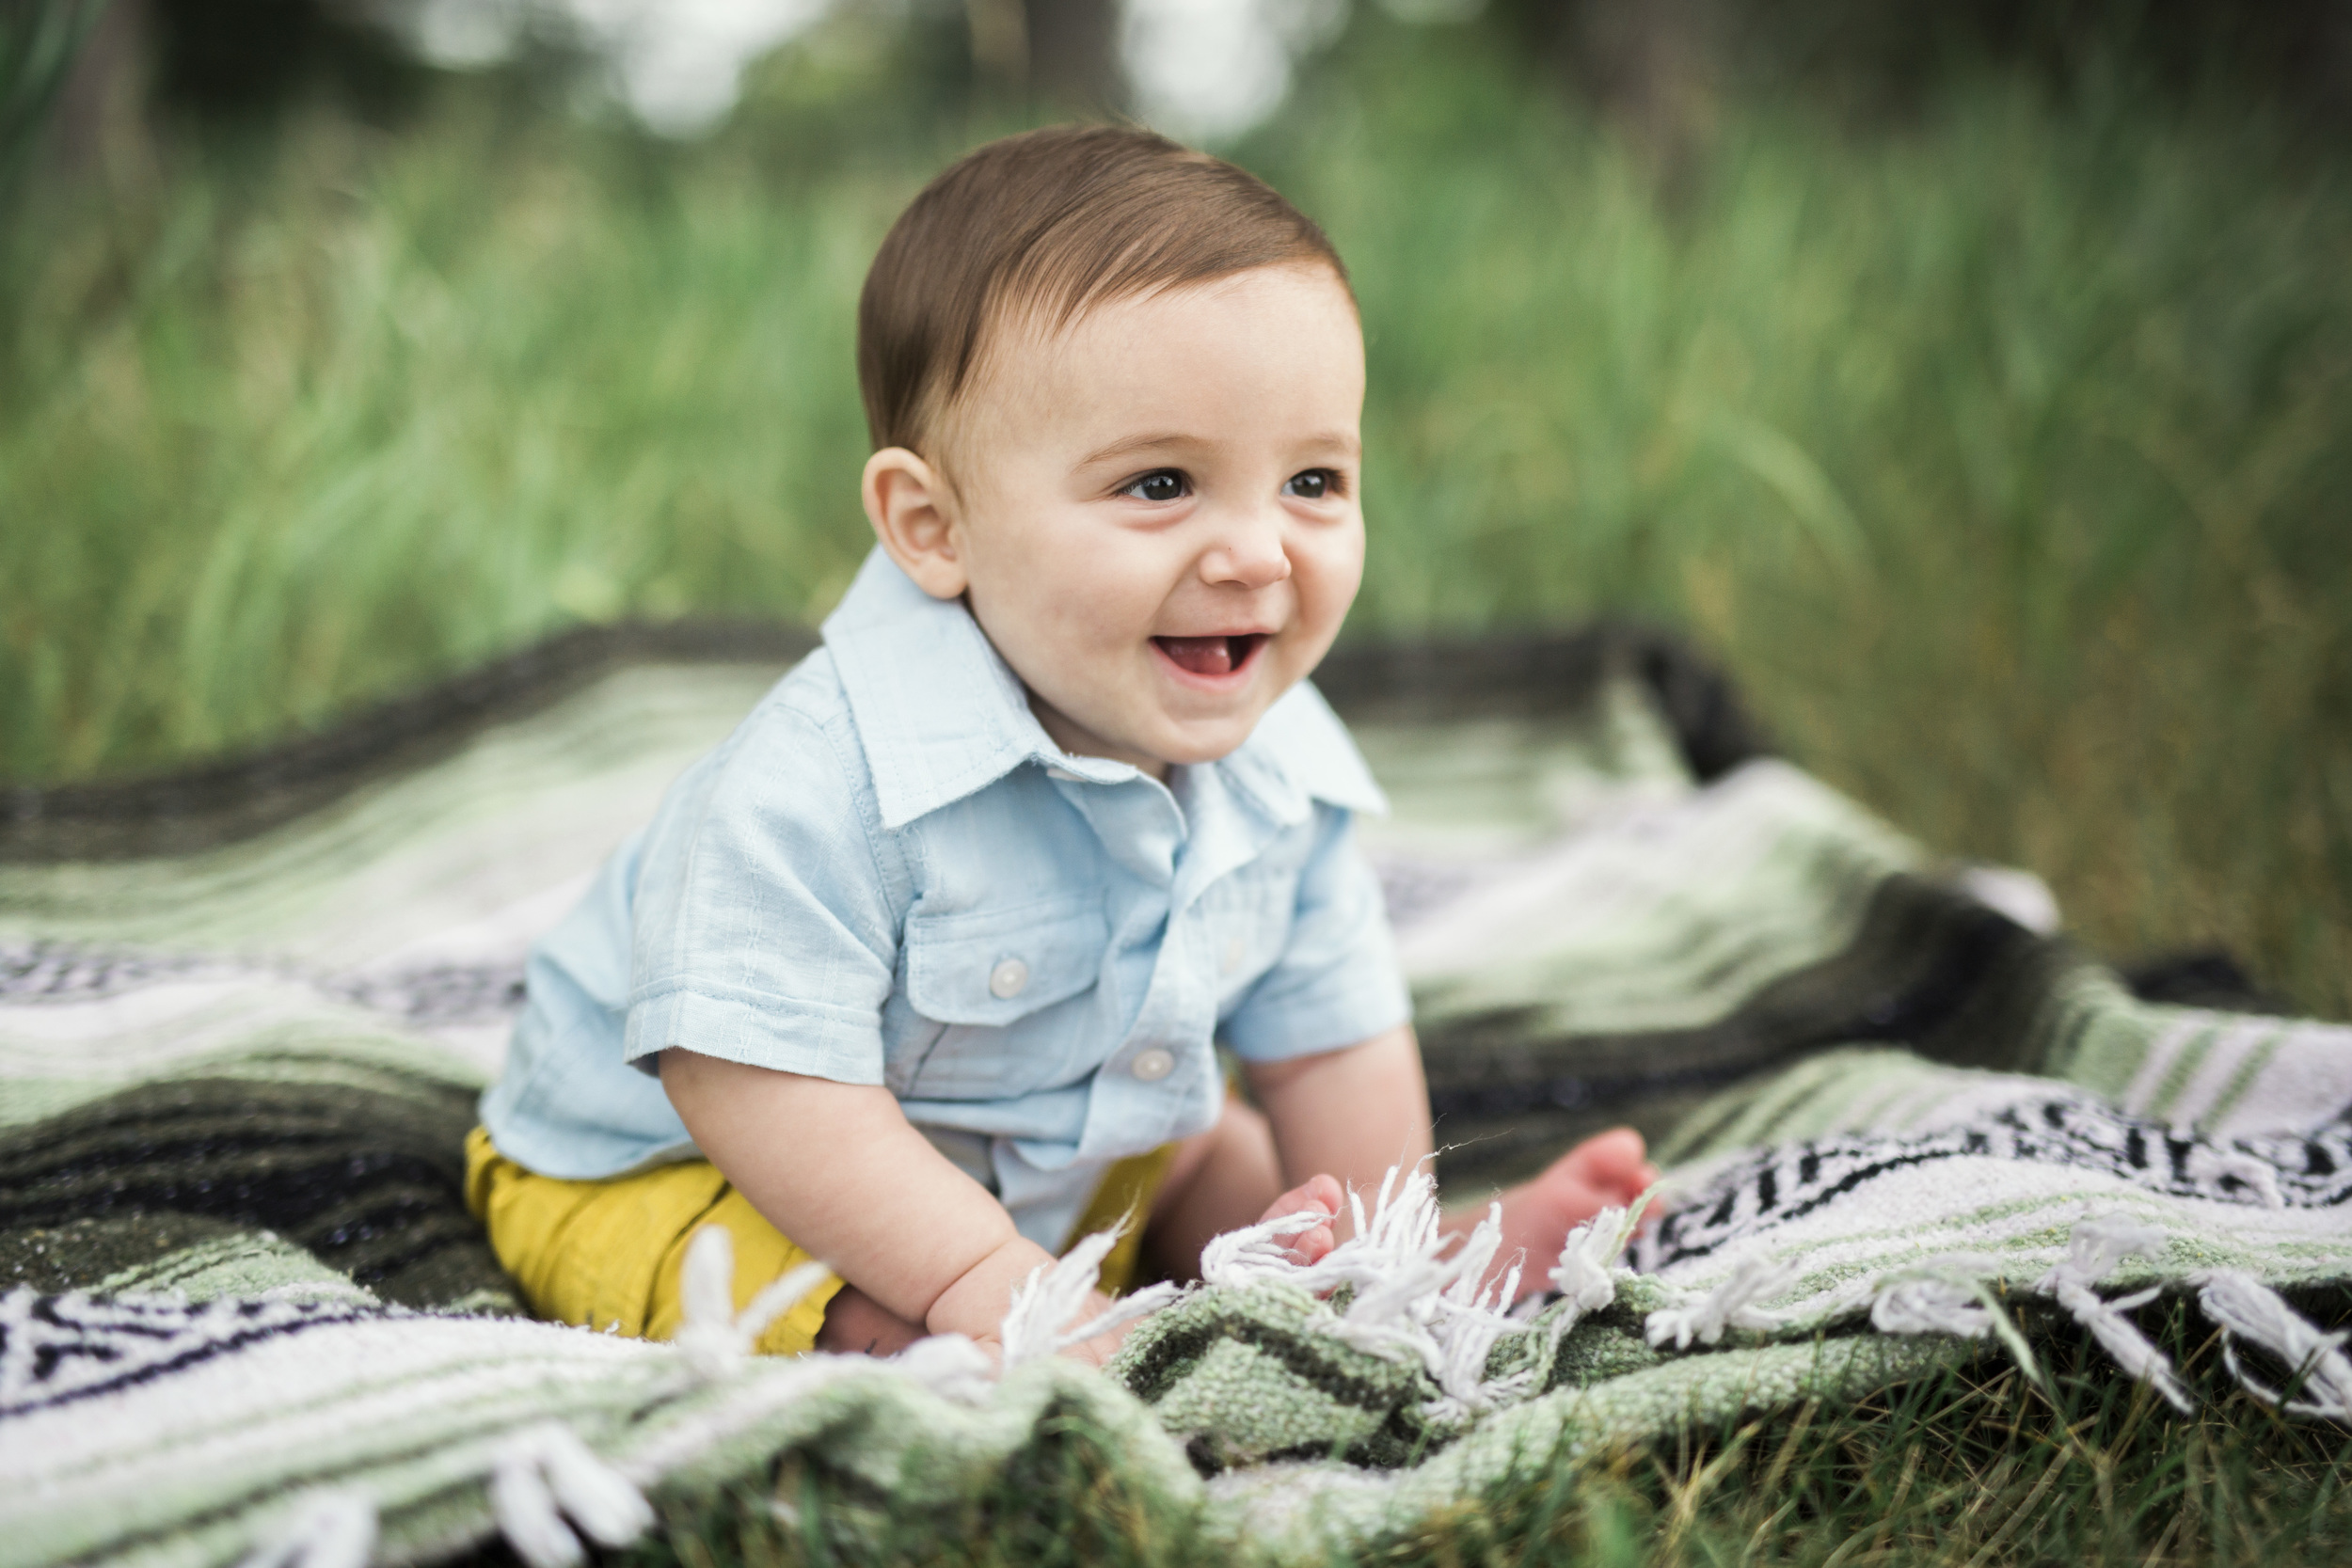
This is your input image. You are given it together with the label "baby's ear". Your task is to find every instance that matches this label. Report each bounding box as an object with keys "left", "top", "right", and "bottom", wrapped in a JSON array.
[{"left": 863, "top": 447, "right": 967, "bottom": 600}]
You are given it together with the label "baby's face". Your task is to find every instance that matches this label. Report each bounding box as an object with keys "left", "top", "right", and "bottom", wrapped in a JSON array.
[{"left": 925, "top": 264, "right": 1366, "bottom": 775}]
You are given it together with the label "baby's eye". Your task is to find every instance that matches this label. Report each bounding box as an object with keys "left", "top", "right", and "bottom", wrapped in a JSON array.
[
  {"left": 1120, "top": 469, "right": 1188, "bottom": 502},
  {"left": 1283, "top": 469, "right": 1337, "bottom": 500}
]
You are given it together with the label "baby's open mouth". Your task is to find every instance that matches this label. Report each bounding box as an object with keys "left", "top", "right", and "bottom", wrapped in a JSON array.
[{"left": 1152, "top": 633, "right": 1268, "bottom": 678}]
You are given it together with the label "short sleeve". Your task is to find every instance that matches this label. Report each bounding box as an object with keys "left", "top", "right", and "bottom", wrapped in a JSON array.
[
  {"left": 1220, "top": 805, "right": 1412, "bottom": 1061},
  {"left": 621, "top": 695, "right": 900, "bottom": 1085}
]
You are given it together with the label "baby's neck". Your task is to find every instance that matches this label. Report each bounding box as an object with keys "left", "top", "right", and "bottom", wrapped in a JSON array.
[{"left": 1025, "top": 689, "right": 1171, "bottom": 781}]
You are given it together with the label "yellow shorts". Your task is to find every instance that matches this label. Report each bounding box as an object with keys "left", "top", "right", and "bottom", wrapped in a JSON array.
[{"left": 463, "top": 1127, "right": 1176, "bottom": 1356}]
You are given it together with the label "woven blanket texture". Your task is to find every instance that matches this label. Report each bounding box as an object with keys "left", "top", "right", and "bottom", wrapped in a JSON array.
[{"left": 4, "top": 629, "right": 2347, "bottom": 1567}]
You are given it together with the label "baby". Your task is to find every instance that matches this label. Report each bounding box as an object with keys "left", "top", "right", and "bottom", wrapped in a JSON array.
[{"left": 466, "top": 124, "right": 1655, "bottom": 1362}]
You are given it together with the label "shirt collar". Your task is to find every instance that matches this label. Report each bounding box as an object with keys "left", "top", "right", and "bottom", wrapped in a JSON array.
[{"left": 821, "top": 546, "right": 1389, "bottom": 830}]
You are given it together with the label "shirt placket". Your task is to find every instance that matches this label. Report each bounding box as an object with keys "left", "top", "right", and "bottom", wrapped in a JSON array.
[{"left": 1065, "top": 764, "right": 1282, "bottom": 1163}]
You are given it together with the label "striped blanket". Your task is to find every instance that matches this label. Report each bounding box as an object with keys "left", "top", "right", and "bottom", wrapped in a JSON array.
[{"left": 4, "top": 625, "right": 2347, "bottom": 1567}]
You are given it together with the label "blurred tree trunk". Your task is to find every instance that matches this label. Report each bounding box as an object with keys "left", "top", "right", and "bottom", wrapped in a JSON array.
[
  {"left": 965, "top": 0, "right": 1028, "bottom": 91},
  {"left": 1020, "top": 0, "right": 1118, "bottom": 111},
  {"left": 3, "top": 0, "right": 125, "bottom": 196},
  {"left": 1573, "top": 0, "right": 1719, "bottom": 194},
  {"left": 41, "top": 0, "right": 145, "bottom": 173}
]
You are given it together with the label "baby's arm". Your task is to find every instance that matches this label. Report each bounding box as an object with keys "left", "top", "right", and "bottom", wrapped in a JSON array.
[{"left": 660, "top": 1050, "right": 1104, "bottom": 1354}]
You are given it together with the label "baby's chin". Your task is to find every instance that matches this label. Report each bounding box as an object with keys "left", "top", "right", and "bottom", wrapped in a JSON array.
[{"left": 1132, "top": 695, "right": 1292, "bottom": 769}]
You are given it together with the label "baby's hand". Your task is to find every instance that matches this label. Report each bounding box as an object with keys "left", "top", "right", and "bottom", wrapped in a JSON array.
[
  {"left": 1065, "top": 1182, "right": 1342, "bottom": 1361},
  {"left": 1259, "top": 1173, "right": 1345, "bottom": 1268},
  {"left": 932, "top": 1239, "right": 1139, "bottom": 1369}
]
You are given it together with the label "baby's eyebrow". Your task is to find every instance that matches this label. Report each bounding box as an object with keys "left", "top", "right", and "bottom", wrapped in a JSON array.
[
  {"left": 1076, "top": 431, "right": 1202, "bottom": 467},
  {"left": 1074, "top": 429, "right": 1362, "bottom": 468}
]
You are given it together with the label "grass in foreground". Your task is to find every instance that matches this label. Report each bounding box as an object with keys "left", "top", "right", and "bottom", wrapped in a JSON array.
[{"left": 608, "top": 1307, "right": 2350, "bottom": 1567}]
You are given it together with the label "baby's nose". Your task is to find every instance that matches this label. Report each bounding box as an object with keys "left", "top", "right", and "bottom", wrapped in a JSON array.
[{"left": 1201, "top": 508, "right": 1292, "bottom": 588}]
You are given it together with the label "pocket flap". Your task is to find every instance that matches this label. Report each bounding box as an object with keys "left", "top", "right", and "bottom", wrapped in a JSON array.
[{"left": 904, "top": 894, "right": 1109, "bottom": 1026}]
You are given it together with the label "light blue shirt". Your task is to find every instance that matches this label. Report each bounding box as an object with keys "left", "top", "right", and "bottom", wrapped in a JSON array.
[{"left": 482, "top": 547, "right": 1411, "bottom": 1250}]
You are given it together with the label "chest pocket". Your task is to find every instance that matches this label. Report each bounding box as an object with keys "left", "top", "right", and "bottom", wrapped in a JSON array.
[
  {"left": 904, "top": 893, "right": 1109, "bottom": 1029},
  {"left": 899, "top": 893, "right": 1110, "bottom": 1101}
]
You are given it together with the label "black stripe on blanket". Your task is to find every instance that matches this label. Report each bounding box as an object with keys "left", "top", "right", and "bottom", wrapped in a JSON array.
[
  {"left": 1423, "top": 874, "right": 2075, "bottom": 1180},
  {"left": 1422, "top": 872, "right": 2283, "bottom": 1187},
  {"left": 1640, "top": 1099, "right": 2352, "bottom": 1271},
  {"left": 0, "top": 1076, "right": 520, "bottom": 1312},
  {"left": 0, "top": 1291, "right": 387, "bottom": 1418}
]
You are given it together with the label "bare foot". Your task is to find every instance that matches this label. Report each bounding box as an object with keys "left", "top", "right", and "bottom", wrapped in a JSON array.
[
  {"left": 1257, "top": 1173, "right": 1345, "bottom": 1268},
  {"left": 1455, "top": 1128, "right": 1658, "bottom": 1299}
]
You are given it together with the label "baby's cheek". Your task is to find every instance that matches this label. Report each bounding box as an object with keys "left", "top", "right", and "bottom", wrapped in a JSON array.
[{"left": 1295, "top": 519, "right": 1365, "bottom": 612}]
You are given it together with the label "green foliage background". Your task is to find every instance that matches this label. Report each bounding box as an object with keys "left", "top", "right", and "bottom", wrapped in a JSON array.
[{"left": 3, "top": 12, "right": 2348, "bottom": 1032}]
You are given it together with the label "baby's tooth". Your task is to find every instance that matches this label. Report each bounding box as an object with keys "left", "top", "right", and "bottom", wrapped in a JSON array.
[{"left": 1159, "top": 635, "right": 1234, "bottom": 675}]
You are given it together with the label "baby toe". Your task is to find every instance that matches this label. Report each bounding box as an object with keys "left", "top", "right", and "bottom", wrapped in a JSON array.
[{"left": 1565, "top": 1129, "right": 1650, "bottom": 1190}]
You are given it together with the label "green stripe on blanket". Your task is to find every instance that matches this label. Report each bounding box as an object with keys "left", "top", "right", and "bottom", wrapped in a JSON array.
[{"left": 2, "top": 627, "right": 2345, "bottom": 1568}]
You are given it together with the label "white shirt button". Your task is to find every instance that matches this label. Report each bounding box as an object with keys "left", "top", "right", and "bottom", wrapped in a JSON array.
[
  {"left": 1130, "top": 1047, "right": 1176, "bottom": 1082},
  {"left": 988, "top": 958, "right": 1029, "bottom": 999},
  {"left": 1222, "top": 937, "right": 1247, "bottom": 975}
]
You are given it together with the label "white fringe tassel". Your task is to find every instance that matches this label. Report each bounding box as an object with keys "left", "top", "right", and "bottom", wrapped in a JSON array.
[
  {"left": 2196, "top": 1269, "right": 2352, "bottom": 1421},
  {"left": 1869, "top": 1254, "right": 2005, "bottom": 1338},
  {"left": 886, "top": 1331, "right": 1002, "bottom": 1402},
  {"left": 1198, "top": 1206, "right": 1333, "bottom": 1287},
  {"left": 1420, "top": 1201, "right": 1536, "bottom": 1417},
  {"left": 999, "top": 1224, "right": 1184, "bottom": 1368},
  {"left": 1541, "top": 1194, "right": 1649, "bottom": 1334},
  {"left": 1312, "top": 1169, "right": 1528, "bottom": 1415},
  {"left": 1200, "top": 1164, "right": 1540, "bottom": 1418},
  {"left": 489, "top": 1423, "right": 657, "bottom": 1568},
  {"left": 671, "top": 1225, "right": 837, "bottom": 1383},
  {"left": 1645, "top": 1248, "right": 1798, "bottom": 1350},
  {"left": 236, "top": 1489, "right": 378, "bottom": 1568},
  {"left": 2032, "top": 1214, "right": 2191, "bottom": 1414}
]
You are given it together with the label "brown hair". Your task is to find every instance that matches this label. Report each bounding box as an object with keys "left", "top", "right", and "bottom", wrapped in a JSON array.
[{"left": 856, "top": 123, "right": 1350, "bottom": 458}]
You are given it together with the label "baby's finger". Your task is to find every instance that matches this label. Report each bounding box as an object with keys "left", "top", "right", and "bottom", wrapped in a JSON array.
[
  {"left": 1263, "top": 1174, "right": 1341, "bottom": 1227},
  {"left": 1287, "top": 1219, "right": 1336, "bottom": 1268},
  {"left": 1303, "top": 1172, "right": 1344, "bottom": 1217}
]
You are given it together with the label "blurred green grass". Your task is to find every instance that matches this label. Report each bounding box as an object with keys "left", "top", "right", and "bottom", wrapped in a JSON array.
[{"left": 3, "top": 18, "right": 2347, "bottom": 1016}]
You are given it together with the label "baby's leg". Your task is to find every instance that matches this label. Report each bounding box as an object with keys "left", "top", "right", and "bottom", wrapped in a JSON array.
[{"left": 1145, "top": 1096, "right": 1341, "bottom": 1279}]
